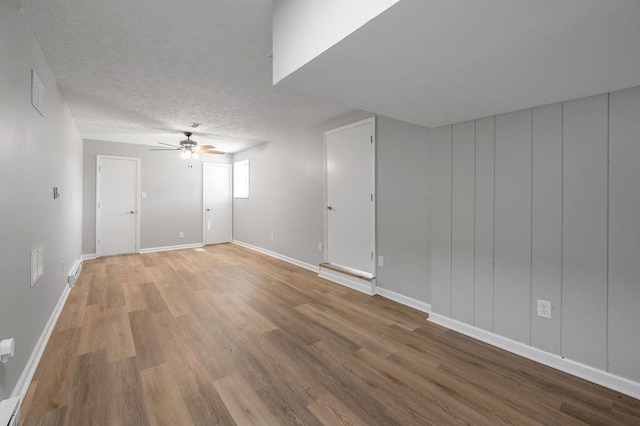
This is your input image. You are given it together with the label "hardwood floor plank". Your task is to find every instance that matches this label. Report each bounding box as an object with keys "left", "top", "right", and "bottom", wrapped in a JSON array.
[
  {"left": 76, "top": 303, "right": 106, "bottom": 356},
  {"left": 128, "top": 309, "right": 166, "bottom": 370},
  {"left": 138, "top": 282, "right": 169, "bottom": 313},
  {"left": 296, "top": 303, "right": 398, "bottom": 358},
  {"left": 176, "top": 368, "right": 237, "bottom": 425},
  {"left": 21, "top": 406, "right": 67, "bottom": 426},
  {"left": 28, "top": 328, "right": 82, "bottom": 415},
  {"left": 19, "top": 245, "right": 640, "bottom": 425},
  {"left": 140, "top": 363, "right": 194, "bottom": 426},
  {"left": 106, "top": 356, "right": 151, "bottom": 425},
  {"left": 64, "top": 350, "right": 109, "bottom": 425},
  {"left": 308, "top": 393, "right": 368, "bottom": 426},
  {"left": 213, "top": 372, "right": 281, "bottom": 426},
  {"left": 53, "top": 288, "right": 88, "bottom": 332},
  {"left": 104, "top": 306, "right": 136, "bottom": 363}
]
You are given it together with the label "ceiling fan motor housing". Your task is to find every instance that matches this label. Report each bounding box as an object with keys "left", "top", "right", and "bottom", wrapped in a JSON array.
[{"left": 180, "top": 131, "right": 196, "bottom": 148}]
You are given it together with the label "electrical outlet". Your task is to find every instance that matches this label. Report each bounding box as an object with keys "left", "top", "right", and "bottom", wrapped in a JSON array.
[
  {"left": 179, "top": 232, "right": 184, "bottom": 239},
  {"left": 378, "top": 256, "right": 384, "bottom": 267},
  {"left": 317, "top": 242, "right": 322, "bottom": 251},
  {"left": 537, "top": 299, "right": 551, "bottom": 319}
]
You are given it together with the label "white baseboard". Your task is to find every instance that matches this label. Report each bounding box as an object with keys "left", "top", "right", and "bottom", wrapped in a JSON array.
[
  {"left": 138, "top": 243, "right": 204, "bottom": 254},
  {"left": 318, "top": 267, "right": 376, "bottom": 296},
  {"left": 80, "top": 253, "right": 96, "bottom": 261},
  {"left": 232, "top": 240, "right": 318, "bottom": 273},
  {"left": 428, "top": 313, "right": 640, "bottom": 400},
  {"left": 375, "top": 287, "right": 431, "bottom": 314},
  {"left": 11, "top": 283, "right": 72, "bottom": 399}
]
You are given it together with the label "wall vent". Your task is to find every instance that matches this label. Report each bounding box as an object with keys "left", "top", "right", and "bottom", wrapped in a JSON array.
[{"left": 30, "top": 244, "right": 44, "bottom": 287}]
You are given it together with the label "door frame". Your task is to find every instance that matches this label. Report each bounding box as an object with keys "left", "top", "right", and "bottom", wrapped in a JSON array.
[
  {"left": 96, "top": 155, "right": 141, "bottom": 257},
  {"left": 202, "top": 162, "right": 233, "bottom": 245},
  {"left": 323, "top": 116, "right": 377, "bottom": 277}
]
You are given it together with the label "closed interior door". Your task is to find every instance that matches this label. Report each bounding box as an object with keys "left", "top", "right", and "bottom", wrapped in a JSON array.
[
  {"left": 97, "top": 156, "right": 139, "bottom": 256},
  {"left": 204, "top": 163, "right": 232, "bottom": 245},
  {"left": 326, "top": 118, "right": 375, "bottom": 275}
]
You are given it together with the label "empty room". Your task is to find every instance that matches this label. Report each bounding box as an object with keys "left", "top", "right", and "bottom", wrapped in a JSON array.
[{"left": 1, "top": 0, "right": 640, "bottom": 424}]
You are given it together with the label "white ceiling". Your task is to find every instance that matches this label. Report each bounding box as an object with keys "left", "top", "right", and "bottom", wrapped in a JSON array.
[
  {"left": 278, "top": 0, "right": 640, "bottom": 128},
  {"left": 18, "top": 0, "right": 355, "bottom": 152},
  {"left": 19, "top": 1, "right": 640, "bottom": 150}
]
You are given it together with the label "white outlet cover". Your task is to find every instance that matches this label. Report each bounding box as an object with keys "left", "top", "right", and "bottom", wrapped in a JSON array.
[{"left": 537, "top": 299, "right": 552, "bottom": 319}]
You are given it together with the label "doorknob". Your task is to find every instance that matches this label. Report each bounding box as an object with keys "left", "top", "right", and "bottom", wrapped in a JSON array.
[
  {"left": 128, "top": 210, "right": 135, "bottom": 214},
  {"left": 327, "top": 206, "right": 334, "bottom": 211},
  {"left": 207, "top": 208, "right": 211, "bottom": 212}
]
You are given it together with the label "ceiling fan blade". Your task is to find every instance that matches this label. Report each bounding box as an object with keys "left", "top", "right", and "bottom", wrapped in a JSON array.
[
  {"left": 158, "top": 142, "right": 181, "bottom": 148},
  {"left": 198, "top": 144, "right": 216, "bottom": 150},
  {"left": 149, "top": 148, "right": 180, "bottom": 151},
  {"left": 200, "top": 150, "right": 226, "bottom": 155}
]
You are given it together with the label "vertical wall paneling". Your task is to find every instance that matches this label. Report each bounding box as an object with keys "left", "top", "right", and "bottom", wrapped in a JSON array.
[
  {"left": 530, "top": 104, "right": 563, "bottom": 354},
  {"left": 562, "top": 94, "right": 608, "bottom": 370},
  {"left": 429, "top": 125, "right": 453, "bottom": 316},
  {"left": 451, "top": 121, "right": 476, "bottom": 324},
  {"left": 494, "top": 110, "right": 532, "bottom": 344},
  {"left": 474, "top": 117, "right": 495, "bottom": 331},
  {"left": 608, "top": 87, "right": 640, "bottom": 381}
]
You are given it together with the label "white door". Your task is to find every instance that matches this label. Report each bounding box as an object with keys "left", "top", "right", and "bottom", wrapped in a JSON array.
[
  {"left": 96, "top": 156, "right": 140, "bottom": 257},
  {"left": 325, "top": 117, "right": 376, "bottom": 276},
  {"left": 204, "top": 163, "right": 232, "bottom": 245}
]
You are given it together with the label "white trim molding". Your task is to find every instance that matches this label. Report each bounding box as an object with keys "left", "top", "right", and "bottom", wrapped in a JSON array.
[
  {"left": 318, "top": 266, "right": 376, "bottom": 296},
  {"left": 232, "top": 240, "right": 318, "bottom": 273},
  {"left": 375, "top": 287, "right": 431, "bottom": 314},
  {"left": 12, "top": 284, "right": 72, "bottom": 399},
  {"left": 428, "top": 313, "right": 640, "bottom": 400},
  {"left": 138, "top": 243, "right": 204, "bottom": 254},
  {"left": 80, "top": 253, "right": 97, "bottom": 261}
]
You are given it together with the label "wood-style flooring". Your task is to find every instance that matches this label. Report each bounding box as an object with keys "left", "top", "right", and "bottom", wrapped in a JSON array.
[{"left": 19, "top": 244, "right": 640, "bottom": 425}]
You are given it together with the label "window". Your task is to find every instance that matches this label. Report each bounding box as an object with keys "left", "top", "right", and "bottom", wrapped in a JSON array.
[{"left": 233, "top": 159, "right": 250, "bottom": 198}]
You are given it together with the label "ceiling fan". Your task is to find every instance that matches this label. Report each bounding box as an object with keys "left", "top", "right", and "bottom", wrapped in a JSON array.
[{"left": 150, "top": 131, "right": 225, "bottom": 160}]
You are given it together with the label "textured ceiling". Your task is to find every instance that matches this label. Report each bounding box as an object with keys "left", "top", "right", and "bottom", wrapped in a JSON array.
[
  {"left": 278, "top": 0, "right": 640, "bottom": 128},
  {"left": 18, "top": 0, "right": 354, "bottom": 152}
]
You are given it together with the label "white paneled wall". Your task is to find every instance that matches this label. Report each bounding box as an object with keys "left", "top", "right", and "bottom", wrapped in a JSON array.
[
  {"left": 428, "top": 125, "right": 452, "bottom": 316},
  {"left": 608, "top": 87, "right": 640, "bottom": 382},
  {"left": 494, "top": 110, "right": 532, "bottom": 344},
  {"left": 530, "top": 104, "right": 562, "bottom": 354},
  {"left": 561, "top": 95, "right": 609, "bottom": 370},
  {"left": 451, "top": 121, "right": 475, "bottom": 324},
  {"left": 429, "top": 86, "right": 640, "bottom": 381},
  {"left": 473, "top": 117, "right": 495, "bottom": 331}
]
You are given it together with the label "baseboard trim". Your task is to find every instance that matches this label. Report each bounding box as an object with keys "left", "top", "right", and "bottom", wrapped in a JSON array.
[
  {"left": 80, "top": 253, "right": 96, "bottom": 261},
  {"left": 138, "top": 243, "right": 204, "bottom": 254},
  {"left": 232, "top": 240, "right": 318, "bottom": 273},
  {"left": 318, "top": 267, "right": 376, "bottom": 296},
  {"left": 428, "top": 313, "right": 640, "bottom": 400},
  {"left": 12, "top": 283, "right": 72, "bottom": 399},
  {"left": 375, "top": 287, "right": 431, "bottom": 314}
]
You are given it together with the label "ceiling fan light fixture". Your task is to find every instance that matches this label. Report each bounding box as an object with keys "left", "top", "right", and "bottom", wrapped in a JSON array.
[{"left": 192, "top": 151, "right": 200, "bottom": 159}]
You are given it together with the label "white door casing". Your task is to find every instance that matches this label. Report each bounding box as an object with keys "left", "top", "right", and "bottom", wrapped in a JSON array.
[
  {"left": 96, "top": 155, "right": 140, "bottom": 257},
  {"left": 203, "top": 163, "right": 232, "bottom": 245},
  {"left": 325, "top": 117, "right": 376, "bottom": 276}
]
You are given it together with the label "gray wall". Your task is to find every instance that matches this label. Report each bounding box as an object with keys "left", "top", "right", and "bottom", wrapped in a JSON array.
[
  {"left": 428, "top": 86, "right": 640, "bottom": 382},
  {"left": 232, "top": 111, "right": 371, "bottom": 266},
  {"left": 0, "top": 1, "right": 83, "bottom": 399},
  {"left": 83, "top": 140, "right": 231, "bottom": 254},
  {"left": 233, "top": 112, "right": 432, "bottom": 306},
  {"left": 376, "top": 116, "right": 430, "bottom": 302}
]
